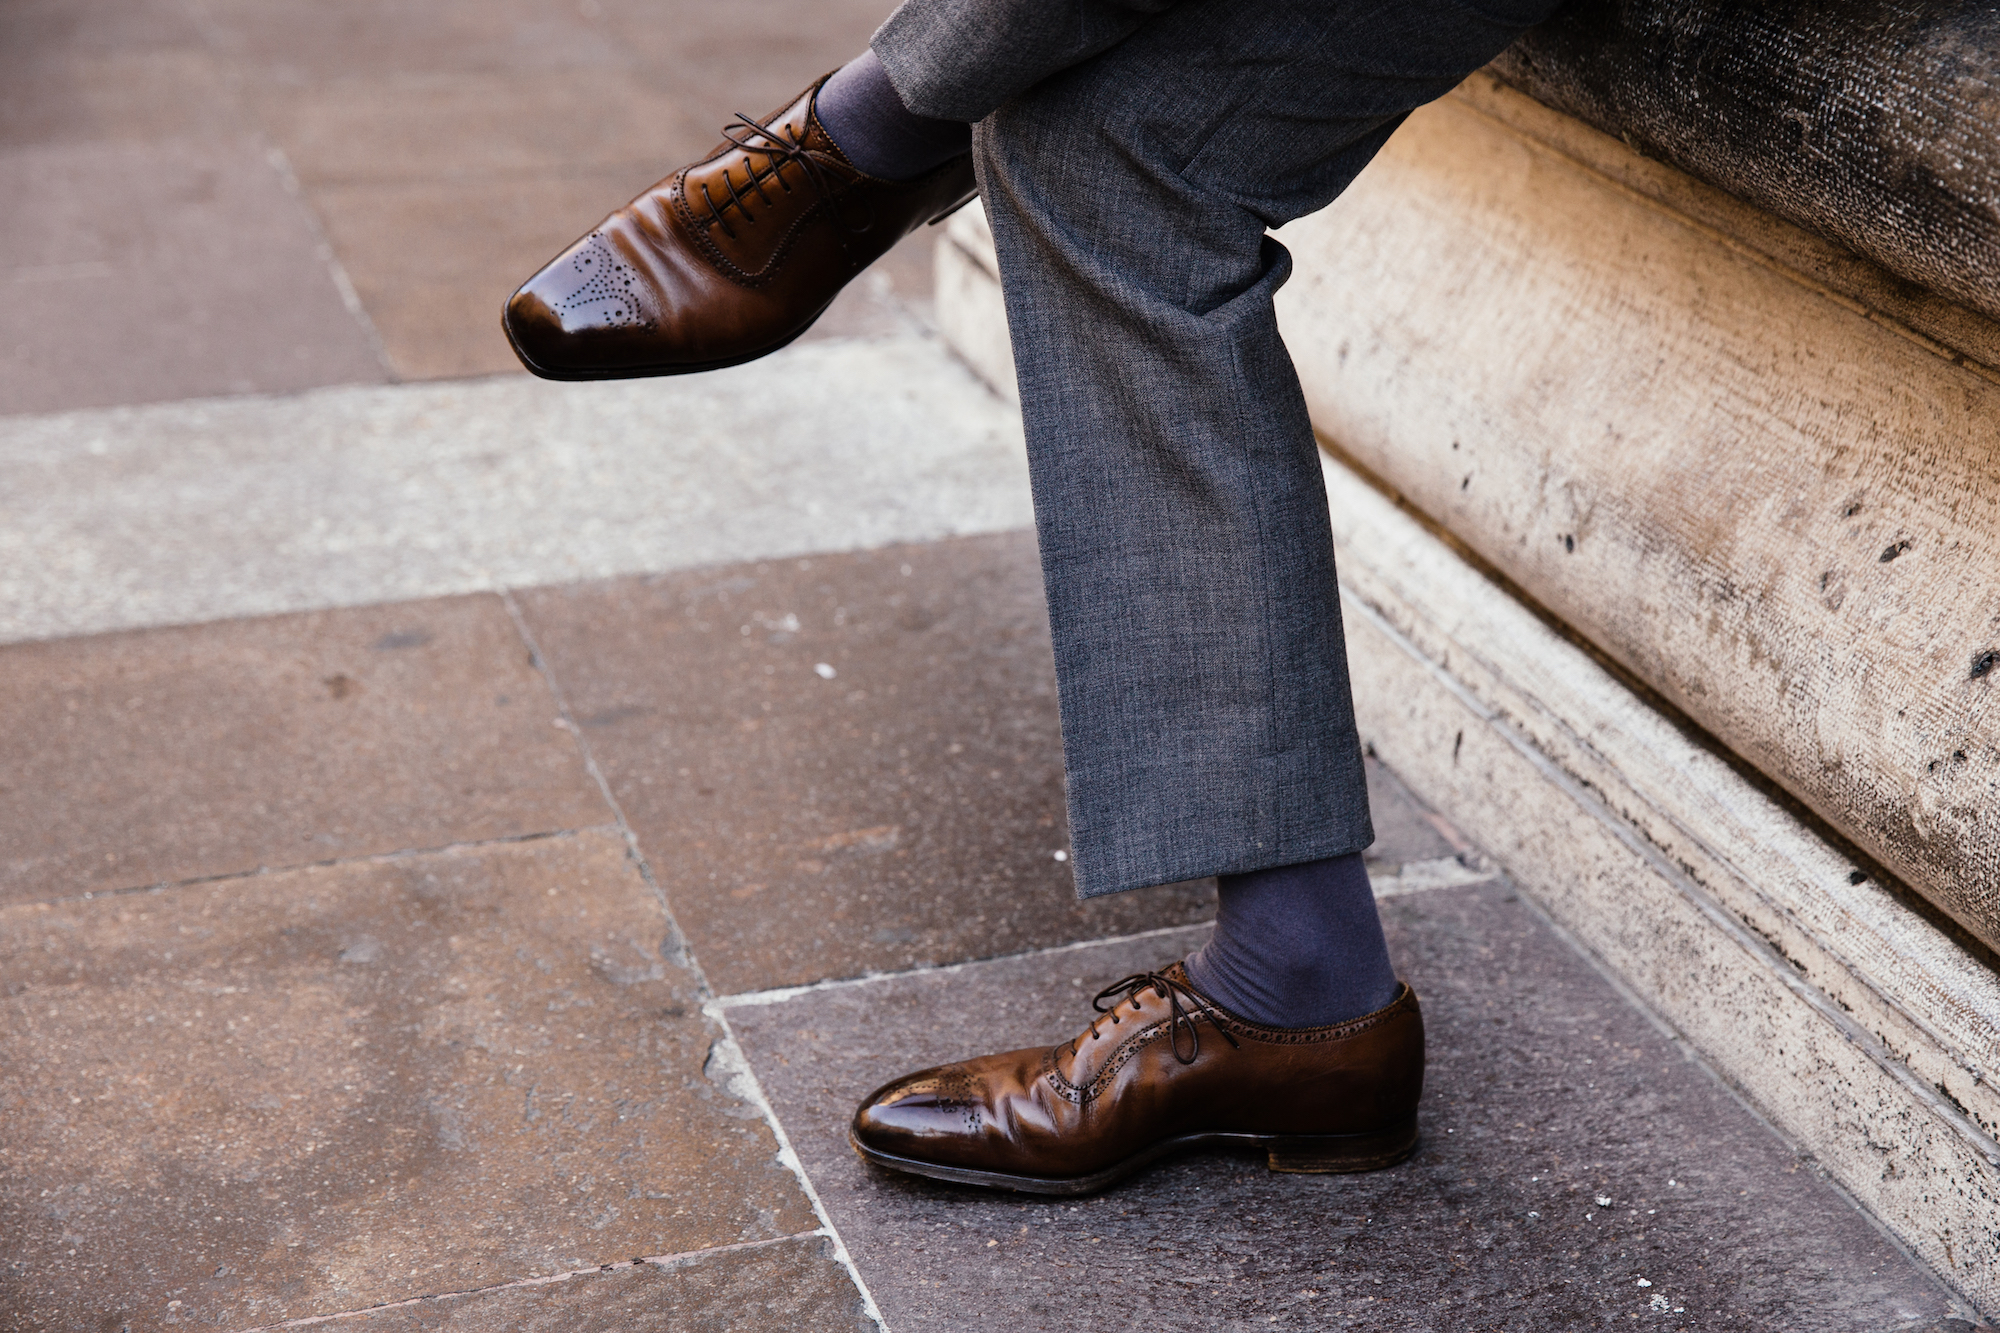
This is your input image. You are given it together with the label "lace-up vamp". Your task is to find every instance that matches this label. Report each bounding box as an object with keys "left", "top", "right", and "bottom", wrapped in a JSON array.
[
  {"left": 502, "top": 73, "right": 976, "bottom": 381},
  {"left": 1074, "top": 970, "right": 1240, "bottom": 1065},
  {"left": 694, "top": 108, "right": 873, "bottom": 245}
]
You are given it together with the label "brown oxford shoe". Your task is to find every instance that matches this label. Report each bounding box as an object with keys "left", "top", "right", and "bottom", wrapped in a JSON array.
[
  {"left": 850, "top": 964, "right": 1424, "bottom": 1196},
  {"left": 503, "top": 75, "right": 976, "bottom": 380}
]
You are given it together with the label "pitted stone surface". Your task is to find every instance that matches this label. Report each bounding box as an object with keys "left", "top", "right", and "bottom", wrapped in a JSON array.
[
  {"left": 726, "top": 883, "right": 1965, "bottom": 1331},
  {"left": 517, "top": 533, "right": 1216, "bottom": 995},
  {"left": 0, "top": 830, "right": 817, "bottom": 1329},
  {"left": 1495, "top": 1, "right": 2000, "bottom": 324}
]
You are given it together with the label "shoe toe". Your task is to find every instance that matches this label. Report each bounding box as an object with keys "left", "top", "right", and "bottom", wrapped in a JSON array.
[
  {"left": 851, "top": 1065, "right": 986, "bottom": 1157},
  {"left": 501, "top": 285, "right": 564, "bottom": 369},
  {"left": 502, "top": 231, "right": 654, "bottom": 378}
]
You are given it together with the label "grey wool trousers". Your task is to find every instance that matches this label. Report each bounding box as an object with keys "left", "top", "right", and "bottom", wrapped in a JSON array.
[{"left": 873, "top": 0, "right": 1558, "bottom": 897}]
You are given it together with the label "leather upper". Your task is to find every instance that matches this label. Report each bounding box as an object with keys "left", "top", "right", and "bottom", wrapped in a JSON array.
[
  {"left": 503, "top": 79, "right": 976, "bottom": 378},
  {"left": 851, "top": 964, "right": 1426, "bottom": 1180}
]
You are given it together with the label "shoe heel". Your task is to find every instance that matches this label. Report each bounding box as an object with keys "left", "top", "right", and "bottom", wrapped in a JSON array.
[{"left": 1266, "top": 1119, "right": 1419, "bottom": 1174}]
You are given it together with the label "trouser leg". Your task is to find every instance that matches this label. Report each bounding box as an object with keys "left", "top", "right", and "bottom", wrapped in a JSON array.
[
  {"left": 872, "top": 0, "right": 1179, "bottom": 122},
  {"left": 950, "top": 0, "right": 1556, "bottom": 897}
]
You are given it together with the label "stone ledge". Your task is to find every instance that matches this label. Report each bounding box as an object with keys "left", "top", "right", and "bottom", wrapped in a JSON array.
[
  {"left": 1275, "top": 85, "right": 2000, "bottom": 954},
  {"left": 1322, "top": 447, "right": 2000, "bottom": 1313},
  {"left": 931, "top": 156, "right": 2000, "bottom": 1311},
  {"left": 1492, "top": 1, "right": 2000, "bottom": 325},
  {"left": 1453, "top": 73, "right": 2000, "bottom": 379}
]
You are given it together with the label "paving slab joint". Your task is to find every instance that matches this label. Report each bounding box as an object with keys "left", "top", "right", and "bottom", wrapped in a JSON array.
[
  {"left": 705, "top": 920, "right": 1211, "bottom": 1013},
  {"left": 502, "top": 590, "right": 699, "bottom": 974},
  {"left": 256, "top": 142, "right": 399, "bottom": 382},
  {"left": 702, "top": 862, "right": 1489, "bottom": 1014},
  {"left": 500, "top": 589, "right": 891, "bottom": 1331},
  {"left": 703, "top": 1009, "right": 892, "bottom": 1331}
]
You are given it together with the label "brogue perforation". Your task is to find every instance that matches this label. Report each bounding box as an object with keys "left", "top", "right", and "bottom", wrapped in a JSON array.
[{"left": 503, "top": 74, "right": 976, "bottom": 381}]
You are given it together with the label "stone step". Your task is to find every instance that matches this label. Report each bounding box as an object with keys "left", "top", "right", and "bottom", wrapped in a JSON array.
[
  {"left": 1274, "top": 76, "right": 2000, "bottom": 960},
  {"left": 931, "top": 108, "right": 2000, "bottom": 1309},
  {"left": 0, "top": 327, "right": 1029, "bottom": 646}
]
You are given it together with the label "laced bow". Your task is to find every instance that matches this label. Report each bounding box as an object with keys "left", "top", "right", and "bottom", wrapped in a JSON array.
[
  {"left": 698, "top": 108, "right": 872, "bottom": 240},
  {"left": 1072, "top": 971, "right": 1241, "bottom": 1067}
]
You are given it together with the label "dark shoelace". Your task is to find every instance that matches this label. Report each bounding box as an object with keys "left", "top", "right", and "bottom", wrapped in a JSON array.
[
  {"left": 1072, "top": 971, "right": 1243, "bottom": 1067},
  {"left": 698, "top": 109, "right": 872, "bottom": 241}
]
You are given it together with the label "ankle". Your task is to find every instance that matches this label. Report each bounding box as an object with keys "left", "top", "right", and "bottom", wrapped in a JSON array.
[
  {"left": 814, "top": 49, "right": 971, "bottom": 181},
  {"left": 1185, "top": 852, "right": 1399, "bottom": 1029}
]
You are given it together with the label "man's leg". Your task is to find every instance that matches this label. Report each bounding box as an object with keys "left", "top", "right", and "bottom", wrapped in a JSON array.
[
  {"left": 871, "top": 0, "right": 1177, "bottom": 123},
  {"left": 969, "top": 0, "right": 1549, "bottom": 891},
  {"left": 850, "top": 0, "right": 1557, "bottom": 1192},
  {"left": 829, "top": 13, "right": 1403, "bottom": 1027}
]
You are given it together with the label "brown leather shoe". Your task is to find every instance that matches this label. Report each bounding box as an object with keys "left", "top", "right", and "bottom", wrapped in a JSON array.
[
  {"left": 850, "top": 964, "right": 1424, "bottom": 1196},
  {"left": 502, "top": 76, "right": 976, "bottom": 380}
]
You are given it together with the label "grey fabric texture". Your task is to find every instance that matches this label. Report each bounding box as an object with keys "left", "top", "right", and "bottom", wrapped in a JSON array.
[
  {"left": 872, "top": 0, "right": 1177, "bottom": 122},
  {"left": 877, "top": 0, "right": 1558, "bottom": 896}
]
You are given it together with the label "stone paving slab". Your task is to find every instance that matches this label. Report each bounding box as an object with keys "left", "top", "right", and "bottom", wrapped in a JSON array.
[
  {"left": 0, "top": 335, "right": 1028, "bottom": 645},
  {"left": 0, "top": 135, "right": 384, "bottom": 415},
  {"left": 0, "top": 829, "right": 821, "bottom": 1330},
  {"left": 725, "top": 884, "right": 1964, "bottom": 1332},
  {"left": 0, "top": 3, "right": 234, "bottom": 151},
  {"left": 518, "top": 534, "right": 1217, "bottom": 995},
  {"left": 0, "top": 594, "right": 607, "bottom": 905},
  {"left": 0, "top": 0, "right": 387, "bottom": 415},
  {"left": 310, "top": 1239, "right": 867, "bottom": 1332}
]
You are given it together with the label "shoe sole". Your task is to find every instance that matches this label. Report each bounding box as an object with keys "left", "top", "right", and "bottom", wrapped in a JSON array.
[
  {"left": 502, "top": 294, "right": 838, "bottom": 383},
  {"left": 849, "top": 1118, "right": 1419, "bottom": 1197},
  {"left": 502, "top": 187, "right": 980, "bottom": 383}
]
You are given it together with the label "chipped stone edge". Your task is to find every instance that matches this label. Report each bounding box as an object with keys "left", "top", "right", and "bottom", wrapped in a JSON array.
[
  {"left": 698, "top": 1018, "right": 891, "bottom": 1331},
  {"left": 706, "top": 920, "right": 1215, "bottom": 1012},
  {"left": 1368, "top": 855, "right": 1497, "bottom": 898}
]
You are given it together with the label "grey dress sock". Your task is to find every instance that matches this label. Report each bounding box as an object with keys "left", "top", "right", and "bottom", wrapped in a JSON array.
[
  {"left": 1185, "top": 853, "right": 1400, "bottom": 1028},
  {"left": 814, "top": 49, "right": 972, "bottom": 180}
]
